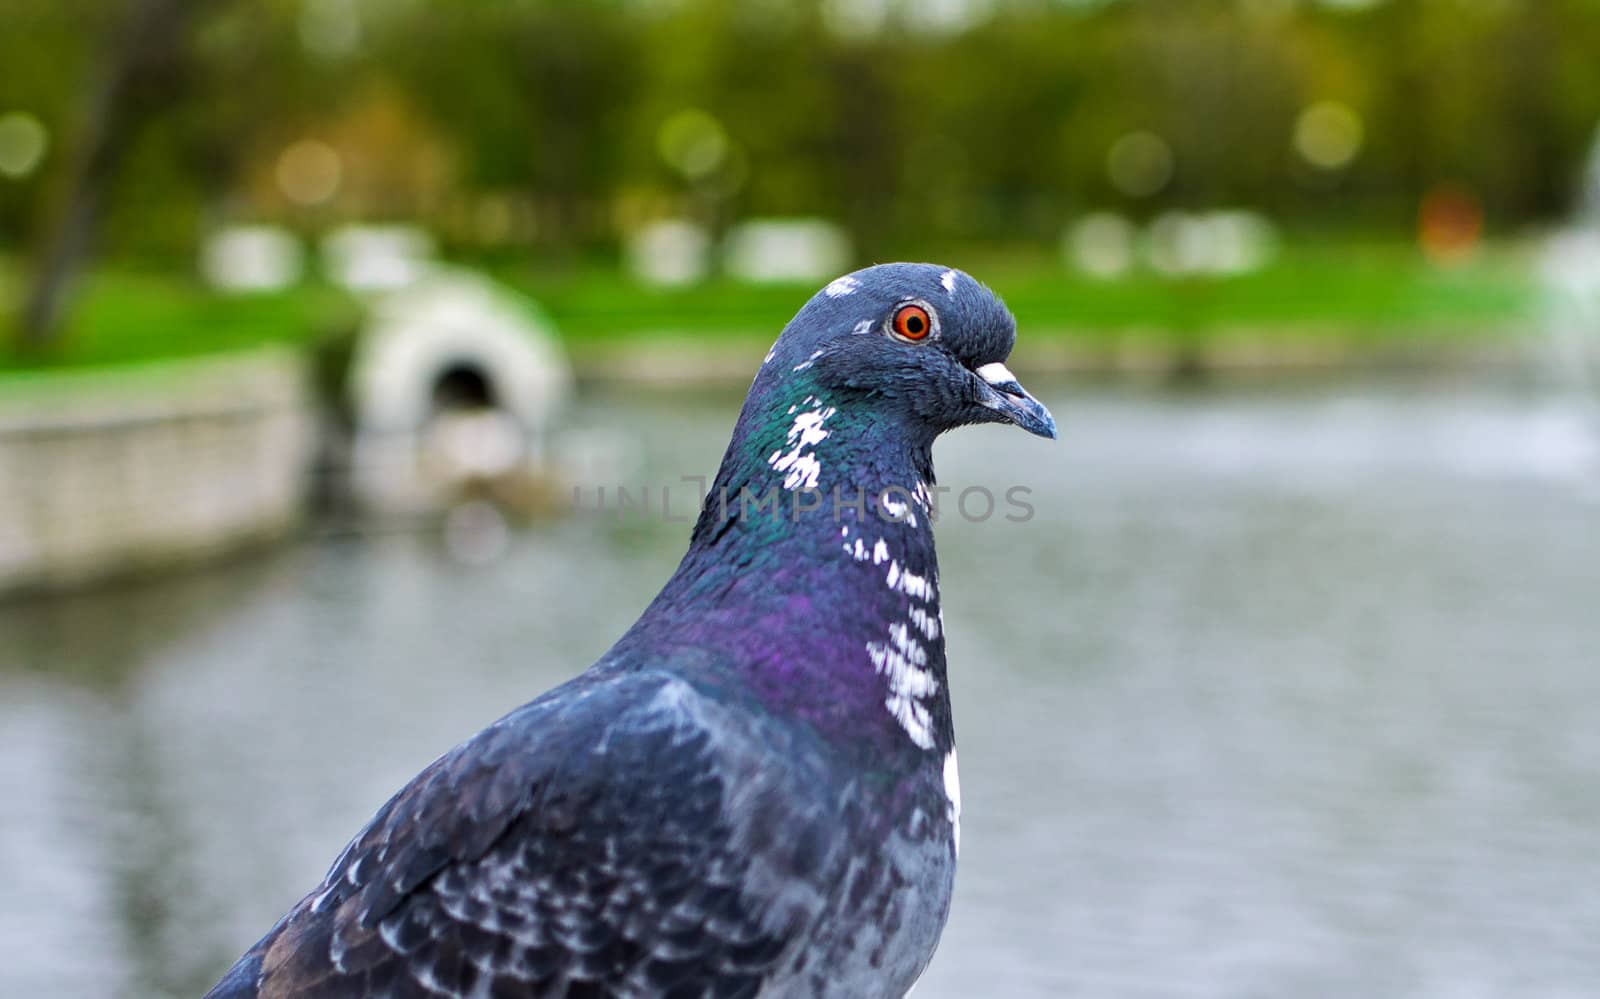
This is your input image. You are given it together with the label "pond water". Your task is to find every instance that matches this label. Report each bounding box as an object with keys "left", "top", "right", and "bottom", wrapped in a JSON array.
[{"left": 4, "top": 375, "right": 1599, "bottom": 998}]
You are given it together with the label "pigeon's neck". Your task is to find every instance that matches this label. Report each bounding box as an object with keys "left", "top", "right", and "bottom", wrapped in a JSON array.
[{"left": 611, "top": 385, "right": 951, "bottom": 761}]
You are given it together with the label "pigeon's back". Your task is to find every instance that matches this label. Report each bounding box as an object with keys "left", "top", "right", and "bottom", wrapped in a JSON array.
[{"left": 207, "top": 668, "right": 954, "bottom": 998}]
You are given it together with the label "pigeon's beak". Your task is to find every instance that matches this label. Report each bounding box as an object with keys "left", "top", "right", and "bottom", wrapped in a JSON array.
[{"left": 975, "top": 363, "right": 1057, "bottom": 440}]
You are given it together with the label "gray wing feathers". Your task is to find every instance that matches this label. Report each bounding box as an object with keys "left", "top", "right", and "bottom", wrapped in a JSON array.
[{"left": 211, "top": 672, "right": 842, "bottom": 999}]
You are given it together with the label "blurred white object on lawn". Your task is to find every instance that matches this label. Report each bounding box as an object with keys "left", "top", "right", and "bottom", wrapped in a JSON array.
[
  {"left": 201, "top": 225, "right": 304, "bottom": 293},
  {"left": 724, "top": 218, "right": 850, "bottom": 284},
  {"left": 627, "top": 219, "right": 711, "bottom": 287},
  {"left": 322, "top": 224, "right": 436, "bottom": 293}
]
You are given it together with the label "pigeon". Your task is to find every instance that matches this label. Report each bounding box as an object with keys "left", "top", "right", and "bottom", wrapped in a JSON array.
[{"left": 206, "top": 263, "right": 1056, "bottom": 999}]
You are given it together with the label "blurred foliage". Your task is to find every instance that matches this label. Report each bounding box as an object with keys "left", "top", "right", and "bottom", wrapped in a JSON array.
[{"left": 2, "top": 0, "right": 1600, "bottom": 266}]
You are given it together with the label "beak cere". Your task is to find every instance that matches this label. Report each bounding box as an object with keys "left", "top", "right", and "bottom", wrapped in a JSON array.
[{"left": 975, "top": 363, "right": 1058, "bottom": 440}]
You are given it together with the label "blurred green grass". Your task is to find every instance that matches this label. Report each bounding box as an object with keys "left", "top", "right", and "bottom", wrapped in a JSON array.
[
  {"left": 0, "top": 263, "right": 359, "bottom": 374},
  {"left": 0, "top": 240, "right": 1537, "bottom": 375},
  {"left": 503, "top": 241, "right": 1534, "bottom": 348}
]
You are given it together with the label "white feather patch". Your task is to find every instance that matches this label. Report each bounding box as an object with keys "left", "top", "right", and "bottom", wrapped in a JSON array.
[
  {"left": 824, "top": 275, "right": 860, "bottom": 297},
  {"left": 768, "top": 403, "right": 836, "bottom": 491},
  {"left": 792, "top": 348, "right": 825, "bottom": 372},
  {"left": 867, "top": 632, "right": 938, "bottom": 750},
  {"left": 944, "top": 749, "right": 962, "bottom": 855}
]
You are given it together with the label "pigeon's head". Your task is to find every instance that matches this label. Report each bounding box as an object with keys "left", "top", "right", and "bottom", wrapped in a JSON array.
[{"left": 754, "top": 263, "right": 1056, "bottom": 443}]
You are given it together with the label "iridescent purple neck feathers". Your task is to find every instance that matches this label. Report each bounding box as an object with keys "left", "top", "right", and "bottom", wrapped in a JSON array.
[{"left": 610, "top": 379, "right": 950, "bottom": 759}]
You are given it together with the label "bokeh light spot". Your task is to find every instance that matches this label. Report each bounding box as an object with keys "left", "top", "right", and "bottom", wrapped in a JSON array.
[
  {"left": 276, "top": 139, "right": 342, "bottom": 206},
  {"left": 1107, "top": 131, "right": 1173, "bottom": 198},
  {"left": 0, "top": 111, "right": 49, "bottom": 179},
  {"left": 657, "top": 109, "right": 729, "bottom": 181},
  {"left": 1419, "top": 184, "right": 1483, "bottom": 266},
  {"left": 916, "top": 0, "right": 994, "bottom": 36},
  {"left": 1294, "top": 101, "right": 1364, "bottom": 171},
  {"left": 821, "top": 0, "right": 890, "bottom": 39},
  {"left": 299, "top": 0, "right": 362, "bottom": 60}
]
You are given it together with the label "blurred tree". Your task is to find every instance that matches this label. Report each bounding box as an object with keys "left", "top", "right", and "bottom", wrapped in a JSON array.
[
  {"left": 377, "top": 0, "right": 644, "bottom": 251},
  {"left": 0, "top": 3, "right": 100, "bottom": 246},
  {"left": 19, "top": 0, "right": 197, "bottom": 348}
]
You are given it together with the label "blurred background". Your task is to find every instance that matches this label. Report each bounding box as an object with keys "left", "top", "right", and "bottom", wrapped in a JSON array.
[{"left": 4, "top": 0, "right": 1600, "bottom": 996}]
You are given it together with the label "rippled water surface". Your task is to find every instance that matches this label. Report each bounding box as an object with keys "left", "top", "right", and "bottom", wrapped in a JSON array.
[{"left": 5, "top": 378, "right": 1599, "bottom": 998}]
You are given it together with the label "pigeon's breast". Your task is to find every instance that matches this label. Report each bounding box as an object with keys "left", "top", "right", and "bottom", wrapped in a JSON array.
[{"left": 763, "top": 758, "right": 959, "bottom": 997}]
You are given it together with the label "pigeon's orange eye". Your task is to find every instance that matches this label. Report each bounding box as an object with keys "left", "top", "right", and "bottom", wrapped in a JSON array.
[{"left": 892, "top": 304, "right": 932, "bottom": 341}]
